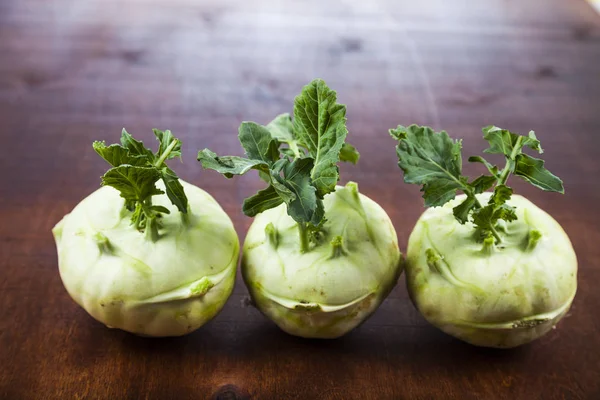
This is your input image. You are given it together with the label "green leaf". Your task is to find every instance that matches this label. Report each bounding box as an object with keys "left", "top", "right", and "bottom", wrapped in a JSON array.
[
  {"left": 489, "top": 184, "right": 513, "bottom": 206},
  {"left": 198, "top": 79, "right": 358, "bottom": 235},
  {"left": 150, "top": 205, "right": 171, "bottom": 214},
  {"left": 392, "top": 121, "right": 564, "bottom": 244},
  {"left": 96, "top": 129, "right": 189, "bottom": 238},
  {"left": 471, "top": 185, "right": 517, "bottom": 242},
  {"left": 471, "top": 205, "right": 496, "bottom": 233},
  {"left": 101, "top": 165, "right": 163, "bottom": 202},
  {"left": 160, "top": 167, "right": 188, "bottom": 213},
  {"left": 470, "top": 175, "right": 497, "bottom": 194},
  {"left": 269, "top": 163, "right": 297, "bottom": 204},
  {"left": 422, "top": 178, "right": 468, "bottom": 207},
  {"left": 93, "top": 142, "right": 150, "bottom": 167},
  {"left": 197, "top": 149, "right": 269, "bottom": 178},
  {"left": 239, "top": 122, "right": 280, "bottom": 164},
  {"left": 389, "top": 128, "right": 405, "bottom": 141},
  {"left": 282, "top": 158, "right": 324, "bottom": 225},
  {"left": 153, "top": 129, "right": 182, "bottom": 160},
  {"left": 293, "top": 79, "right": 348, "bottom": 197},
  {"left": 523, "top": 131, "right": 543, "bottom": 154},
  {"left": 120, "top": 129, "right": 155, "bottom": 160},
  {"left": 468, "top": 156, "right": 498, "bottom": 177},
  {"left": 198, "top": 124, "right": 294, "bottom": 219},
  {"left": 514, "top": 154, "right": 564, "bottom": 193},
  {"left": 391, "top": 124, "right": 467, "bottom": 207},
  {"left": 482, "top": 126, "right": 542, "bottom": 157},
  {"left": 450, "top": 174, "right": 496, "bottom": 225},
  {"left": 453, "top": 195, "right": 477, "bottom": 224},
  {"left": 339, "top": 142, "right": 360, "bottom": 164},
  {"left": 482, "top": 126, "right": 519, "bottom": 157},
  {"left": 495, "top": 204, "right": 517, "bottom": 223},
  {"left": 266, "top": 113, "right": 303, "bottom": 158},
  {"left": 279, "top": 148, "right": 297, "bottom": 158},
  {"left": 258, "top": 170, "right": 271, "bottom": 183},
  {"left": 242, "top": 185, "right": 285, "bottom": 217}
]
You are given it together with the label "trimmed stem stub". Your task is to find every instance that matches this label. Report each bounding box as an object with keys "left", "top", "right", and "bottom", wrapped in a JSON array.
[
  {"left": 481, "top": 235, "right": 495, "bottom": 255},
  {"left": 426, "top": 248, "right": 442, "bottom": 273},
  {"left": 93, "top": 232, "right": 114, "bottom": 254},
  {"left": 526, "top": 229, "right": 542, "bottom": 252},
  {"left": 265, "top": 222, "right": 279, "bottom": 249},
  {"left": 426, "top": 247, "right": 484, "bottom": 292},
  {"left": 329, "top": 235, "right": 349, "bottom": 259},
  {"left": 345, "top": 181, "right": 361, "bottom": 203},
  {"left": 190, "top": 277, "right": 214, "bottom": 296}
]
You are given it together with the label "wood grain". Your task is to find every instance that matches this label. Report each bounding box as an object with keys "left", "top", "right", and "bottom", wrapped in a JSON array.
[{"left": 1, "top": 0, "right": 599, "bottom": 398}]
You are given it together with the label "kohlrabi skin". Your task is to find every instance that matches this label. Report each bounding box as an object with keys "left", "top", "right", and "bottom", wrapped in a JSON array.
[
  {"left": 242, "top": 182, "right": 401, "bottom": 338},
  {"left": 53, "top": 129, "right": 239, "bottom": 337},
  {"left": 199, "top": 79, "right": 402, "bottom": 338},
  {"left": 407, "top": 193, "right": 576, "bottom": 348},
  {"left": 391, "top": 124, "right": 576, "bottom": 348}
]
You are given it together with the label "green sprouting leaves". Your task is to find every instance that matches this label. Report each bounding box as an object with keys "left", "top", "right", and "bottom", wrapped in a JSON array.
[
  {"left": 391, "top": 124, "right": 564, "bottom": 245},
  {"left": 482, "top": 126, "right": 543, "bottom": 156},
  {"left": 160, "top": 166, "right": 187, "bottom": 214},
  {"left": 242, "top": 185, "right": 285, "bottom": 217},
  {"left": 471, "top": 185, "right": 517, "bottom": 243},
  {"left": 94, "top": 129, "right": 189, "bottom": 240},
  {"left": 120, "top": 129, "right": 155, "bottom": 160},
  {"left": 293, "top": 79, "right": 349, "bottom": 197},
  {"left": 196, "top": 149, "right": 269, "bottom": 178},
  {"left": 470, "top": 175, "right": 497, "bottom": 194},
  {"left": 514, "top": 154, "right": 564, "bottom": 193},
  {"left": 198, "top": 79, "right": 358, "bottom": 250},
  {"left": 481, "top": 126, "right": 563, "bottom": 193},
  {"left": 102, "top": 165, "right": 163, "bottom": 202},
  {"left": 239, "top": 122, "right": 281, "bottom": 164},
  {"left": 281, "top": 158, "right": 325, "bottom": 226},
  {"left": 153, "top": 129, "right": 182, "bottom": 161},
  {"left": 452, "top": 195, "right": 477, "bottom": 224},
  {"left": 389, "top": 125, "right": 468, "bottom": 207},
  {"left": 266, "top": 113, "right": 302, "bottom": 159},
  {"left": 468, "top": 156, "right": 499, "bottom": 177},
  {"left": 93, "top": 142, "right": 149, "bottom": 167},
  {"left": 339, "top": 143, "right": 360, "bottom": 164}
]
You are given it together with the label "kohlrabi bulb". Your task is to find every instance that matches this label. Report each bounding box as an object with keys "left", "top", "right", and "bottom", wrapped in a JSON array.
[
  {"left": 52, "top": 180, "right": 239, "bottom": 337},
  {"left": 242, "top": 182, "right": 402, "bottom": 338},
  {"left": 406, "top": 193, "right": 577, "bottom": 348}
]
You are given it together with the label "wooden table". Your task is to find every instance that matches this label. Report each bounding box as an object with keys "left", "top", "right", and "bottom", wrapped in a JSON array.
[{"left": 1, "top": 0, "right": 599, "bottom": 398}]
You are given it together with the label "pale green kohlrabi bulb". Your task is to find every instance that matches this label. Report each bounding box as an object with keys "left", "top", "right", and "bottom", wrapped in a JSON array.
[
  {"left": 406, "top": 193, "right": 577, "bottom": 348},
  {"left": 52, "top": 180, "right": 239, "bottom": 337},
  {"left": 242, "top": 182, "right": 402, "bottom": 338}
]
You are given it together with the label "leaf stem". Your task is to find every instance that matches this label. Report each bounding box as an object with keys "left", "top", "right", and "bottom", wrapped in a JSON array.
[
  {"left": 155, "top": 139, "right": 179, "bottom": 167},
  {"left": 145, "top": 217, "right": 159, "bottom": 242},
  {"left": 141, "top": 198, "right": 160, "bottom": 242},
  {"left": 497, "top": 136, "right": 523, "bottom": 186},
  {"left": 298, "top": 222, "right": 310, "bottom": 253},
  {"left": 489, "top": 224, "right": 502, "bottom": 244},
  {"left": 497, "top": 163, "right": 512, "bottom": 186},
  {"left": 133, "top": 203, "right": 143, "bottom": 230}
]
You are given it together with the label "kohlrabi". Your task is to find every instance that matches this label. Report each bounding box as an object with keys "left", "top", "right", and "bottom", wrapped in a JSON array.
[
  {"left": 52, "top": 129, "right": 239, "bottom": 337},
  {"left": 199, "top": 79, "right": 402, "bottom": 338},
  {"left": 391, "top": 124, "right": 577, "bottom": 348}
]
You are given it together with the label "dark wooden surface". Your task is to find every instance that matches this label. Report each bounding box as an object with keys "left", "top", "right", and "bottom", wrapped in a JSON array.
[{"left": 1, "top": 0, "right": 600, "bottom": 399}]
